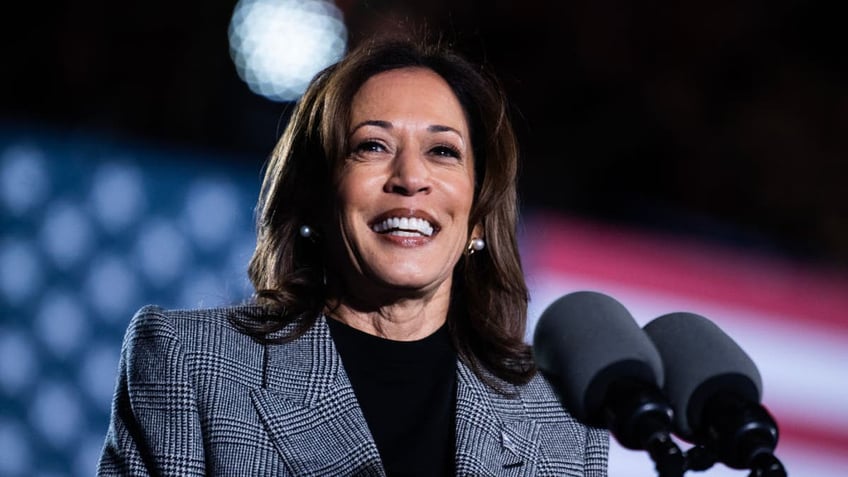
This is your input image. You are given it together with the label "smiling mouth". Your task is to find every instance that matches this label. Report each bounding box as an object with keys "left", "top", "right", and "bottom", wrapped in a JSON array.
[{"left": 371, "top": 216, "right": 436, "bottom": 237}]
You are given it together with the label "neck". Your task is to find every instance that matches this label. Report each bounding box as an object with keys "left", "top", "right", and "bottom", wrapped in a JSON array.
[{"left": 325, "top": 283, "right": 452, "bottom": 341}]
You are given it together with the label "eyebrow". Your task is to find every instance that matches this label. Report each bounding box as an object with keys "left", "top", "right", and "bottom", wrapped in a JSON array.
[{"left": 349, "top": 120, "right": 463, "bottom": 137}]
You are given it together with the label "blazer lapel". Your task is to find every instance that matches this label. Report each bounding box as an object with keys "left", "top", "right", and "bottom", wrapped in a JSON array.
[
  {"left": 250, "top": 316, "right": 542, "bottom": 476},
  {"left": 454, "top": 361, "right": 541, "bottom": 476},
  {"left": 250, "top": 316, "right": 385, "bottom": 477}
]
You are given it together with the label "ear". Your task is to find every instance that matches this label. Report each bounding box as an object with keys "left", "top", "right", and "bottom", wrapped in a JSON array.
[
  {"left": 471, "top": 222, "right": 484, "bottom": 240},
  {"left": 466, "top": 223, "right": 487, "bottom": 256}
]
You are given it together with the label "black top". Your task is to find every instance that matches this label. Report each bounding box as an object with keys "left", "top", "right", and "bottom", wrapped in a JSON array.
[{"left": 326, "top": 317, "right": 457, "bottom": 477}]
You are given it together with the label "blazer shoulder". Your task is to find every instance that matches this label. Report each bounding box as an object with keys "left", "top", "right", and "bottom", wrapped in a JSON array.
[
  {"left": 123, "top": 303, "right": 269, "bottom": 368},
  {"left": 516, "top": 370, "right": 587, "bottom": 423},
  {"left": 127, "top": 302, "right": 269, "bottom": 335},
  {"left": 521, "top": 370, "right": 562, "bottom": 401}
]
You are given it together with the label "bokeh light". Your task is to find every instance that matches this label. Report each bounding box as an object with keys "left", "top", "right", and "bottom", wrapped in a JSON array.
[
  {"left": 0, "top": 133, "right": 259, "bottom": 476},
  {"left": 228, "top": 0, "right": 347, "bottom": 102},
  {"left": 0, "top": 145, "right": 49, "bottom": 216}
]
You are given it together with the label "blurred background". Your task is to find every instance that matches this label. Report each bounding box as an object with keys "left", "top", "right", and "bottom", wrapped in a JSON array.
[{"left": 1, "top": 0, "right": 846, "bottom": 475}]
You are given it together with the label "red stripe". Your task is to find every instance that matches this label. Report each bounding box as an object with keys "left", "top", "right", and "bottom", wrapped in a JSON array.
[
  {"left": 775, "top": 413, "right": 848, "bottom": 460},
  {"left": 522, "top": 212, "right": 848, "bottom": 334}
]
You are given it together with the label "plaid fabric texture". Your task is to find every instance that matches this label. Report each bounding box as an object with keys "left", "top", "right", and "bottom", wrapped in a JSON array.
[{"left": 98, "top": 305, "right": 609, "bottom": 476}]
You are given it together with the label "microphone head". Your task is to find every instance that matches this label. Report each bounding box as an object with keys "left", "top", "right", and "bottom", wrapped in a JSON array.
[
  {"left": 643, "top": 312, "right": 762, "bottom": 439},
  {"left": 532, "top": 291, "right": 665, "bottom": 426}
]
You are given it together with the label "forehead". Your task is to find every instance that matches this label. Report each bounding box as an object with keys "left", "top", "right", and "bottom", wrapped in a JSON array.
[{"left": 350, "top": 67, "right": 469, "bottom": 131}]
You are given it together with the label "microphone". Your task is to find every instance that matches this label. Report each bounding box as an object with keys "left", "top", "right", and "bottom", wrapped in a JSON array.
[
  {"left": 643, "top": 312, "right": 786, "bottom": 476},
  {"left": 533, "top": 291, "right": 685, "bottom": 476}
]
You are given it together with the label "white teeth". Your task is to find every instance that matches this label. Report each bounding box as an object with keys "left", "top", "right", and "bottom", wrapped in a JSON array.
[{"left": 371, "top": 217, "right": 435, "bottom": 236}]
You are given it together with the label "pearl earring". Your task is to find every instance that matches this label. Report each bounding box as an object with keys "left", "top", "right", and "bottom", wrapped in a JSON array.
[{"left": 467, "top": 237, "right": 485, "bottom": 255}]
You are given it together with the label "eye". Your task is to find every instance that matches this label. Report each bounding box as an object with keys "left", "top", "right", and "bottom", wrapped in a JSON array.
[
  {"left": 430, "top": 145, "right": 461, "bottom": 159},
  {"left": 353, "top": 140, "right": 386, "bottom": 153}
]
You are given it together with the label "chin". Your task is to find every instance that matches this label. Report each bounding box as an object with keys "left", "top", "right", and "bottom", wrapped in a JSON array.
[
  {"left": 380, "top": 276, "right": 432, "bottom": 291},
  {"left": 372, "top": 270, "right": 442, "bottom": 293}
]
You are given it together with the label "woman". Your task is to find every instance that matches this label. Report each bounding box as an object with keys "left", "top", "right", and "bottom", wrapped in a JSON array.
[{"left": 98, "top": 33, "right": 609, "bottom": 476}]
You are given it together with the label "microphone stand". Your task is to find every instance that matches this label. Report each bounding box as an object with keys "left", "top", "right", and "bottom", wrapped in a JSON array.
[
  {"left": 645, "top": 432, "right": 687, "bottom": 477},
  {"left": 682, "top": 444, "right": 717, "bottom": 472},
  {"left": 748, "top": 452, "right": 787, "bottom": 477},
  {"left": 681, "top": 444, "right": 787, "bottom": 476},
  {"left": 697, "top": 393, "right": 787, "bottom": 477},
  {"left": 603, "top": 380, "right": 686, "bottom": 477}
]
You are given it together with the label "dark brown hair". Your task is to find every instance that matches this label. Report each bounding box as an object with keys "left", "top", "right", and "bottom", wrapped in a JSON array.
[{"left": 241, "top": 32, "right": 534, "bottom": 391}]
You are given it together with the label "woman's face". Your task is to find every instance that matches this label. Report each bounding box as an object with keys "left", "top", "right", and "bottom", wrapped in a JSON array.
[{"left": 330, "top": 67, "right": 476, "bottom": 300}]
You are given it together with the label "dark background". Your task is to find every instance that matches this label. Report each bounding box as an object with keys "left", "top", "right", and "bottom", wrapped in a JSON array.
[{"left": 4, "top": 0, "right": 846, "bottom": 269}]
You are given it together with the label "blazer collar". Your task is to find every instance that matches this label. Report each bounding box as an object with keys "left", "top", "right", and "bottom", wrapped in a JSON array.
[
  {"left": 455, "top": 360, "right": 542, "bottom": 475},
  {"left": 251, "top": 315, "right": 385, "bottom": 476},
  {"left": 252, "top": 315, "right": 540, "bottom": 476}
]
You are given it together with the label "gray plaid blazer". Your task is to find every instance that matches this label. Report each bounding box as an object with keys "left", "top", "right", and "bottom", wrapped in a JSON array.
[{"left": 98, "top": 305, "right": 608, "bottom": 476}]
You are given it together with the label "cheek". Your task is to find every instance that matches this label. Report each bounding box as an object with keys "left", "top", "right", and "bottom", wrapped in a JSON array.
[
  {"left": 333, "top": 171, "right": 379, "bottom": 239},
  {"left": 335, "top": 170, "right": 371, "bottom": 214},
  {"left": 445, "top": 174, "right": 476, "bottom": 218}
]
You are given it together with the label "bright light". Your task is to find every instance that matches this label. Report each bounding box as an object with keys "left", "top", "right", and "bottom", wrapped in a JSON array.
[
  {"left": 0, "top": 144, "right": 49, "bottom": 216},
  {"left": 228, "top": 0, "right": 347, "bottom": 102}
]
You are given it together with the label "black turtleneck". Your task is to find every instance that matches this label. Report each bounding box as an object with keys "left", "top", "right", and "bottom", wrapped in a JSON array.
[{"left": 326, "top": 317, "right": 457, "bottom": 477}]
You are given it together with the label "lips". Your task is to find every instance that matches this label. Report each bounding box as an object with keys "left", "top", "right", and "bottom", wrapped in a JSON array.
[{"left": 370, "top": 208, "right": 439, "bottom": 237}]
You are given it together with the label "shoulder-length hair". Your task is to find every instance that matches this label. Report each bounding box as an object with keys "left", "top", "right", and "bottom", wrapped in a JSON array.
[{"left": 241, "top": 33, "right": 534, "bottom": 391}]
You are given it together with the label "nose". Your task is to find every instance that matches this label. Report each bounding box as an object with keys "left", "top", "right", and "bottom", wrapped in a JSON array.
[{"left": 383, "top": 148, "right": 431, "bottom": 196}]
